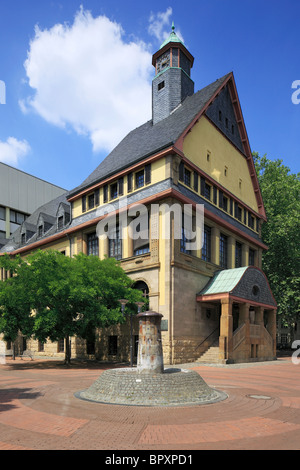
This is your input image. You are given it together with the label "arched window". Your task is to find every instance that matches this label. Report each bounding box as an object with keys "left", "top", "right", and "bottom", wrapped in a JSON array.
[{"left": 133, "top": 281, "right": 149, "bottom": 300}]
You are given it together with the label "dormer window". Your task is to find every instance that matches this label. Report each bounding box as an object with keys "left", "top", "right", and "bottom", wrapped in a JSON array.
[
  {"left": 21, "top": 233, "right": 26, "bottom": 244},
  {"left": 38, "top": 225, "right": 43, "bottom": 238},
  {"left": 57, "top": 216, "right": 64, "bottom": 230},
  {"left": 56, "top": 203, "right": 71, "bottom": 231}
]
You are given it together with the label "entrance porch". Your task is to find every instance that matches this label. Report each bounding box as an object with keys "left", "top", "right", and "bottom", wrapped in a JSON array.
[{"left": 196, "top": 267, "right": 277, "bottom": 364}]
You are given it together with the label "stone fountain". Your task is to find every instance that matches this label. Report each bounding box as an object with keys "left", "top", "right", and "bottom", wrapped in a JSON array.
[{"left": 76, "top": 311, "right": 227, "bottom": 406}]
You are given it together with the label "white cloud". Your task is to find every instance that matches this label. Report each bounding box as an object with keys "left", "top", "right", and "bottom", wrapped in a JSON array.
[
  {"left": 21, "top": 6, "right": 153, "bottom": 153},
  {"left": 0, "top": 137, "right": 31, "bottom": 166},
  {"left": 148, "top": 7, "right": 173, "bottom": 43}
]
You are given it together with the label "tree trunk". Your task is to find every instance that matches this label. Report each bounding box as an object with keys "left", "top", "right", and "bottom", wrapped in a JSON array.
[{"left": 64, "top": 335, "right": 71, "bottom": 365}]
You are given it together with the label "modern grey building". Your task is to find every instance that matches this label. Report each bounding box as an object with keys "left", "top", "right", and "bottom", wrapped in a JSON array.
[{"left": 0, "top": 162, "right": 66, "bottom": 248}]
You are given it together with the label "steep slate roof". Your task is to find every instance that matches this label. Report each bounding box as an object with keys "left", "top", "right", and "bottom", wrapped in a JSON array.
[
  {"left": 1, "top": 192, "right": 70, "bottom": 253},
  {"left": 68, "top": 72, "right": 232, "bottom": 198}
]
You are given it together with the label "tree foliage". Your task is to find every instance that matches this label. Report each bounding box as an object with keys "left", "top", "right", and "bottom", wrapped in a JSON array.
[
  {"left": 0, "top": 251, "right": 146, "bottom": 363},
  {"left": 253, "top": 153, "right": 300, "bottom": 327}
]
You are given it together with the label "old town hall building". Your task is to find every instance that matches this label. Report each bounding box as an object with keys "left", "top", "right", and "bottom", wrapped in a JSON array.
[{"left": 0, "top": 26, "right": 277, "bottom": 364}]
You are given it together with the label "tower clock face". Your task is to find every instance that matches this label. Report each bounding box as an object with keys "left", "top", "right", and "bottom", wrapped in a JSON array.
[{"left": 157, "top": 52, "right": 170, "bottom": 73}]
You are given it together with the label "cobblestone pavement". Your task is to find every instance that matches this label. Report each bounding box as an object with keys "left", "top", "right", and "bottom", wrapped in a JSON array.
[{"left": 0, "top": 356, "right": 299, "bottom": 450}]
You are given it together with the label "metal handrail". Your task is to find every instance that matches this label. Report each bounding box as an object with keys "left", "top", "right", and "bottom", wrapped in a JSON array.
[{"left": 195, "top": 327, "right": 219, "bottom": 351}]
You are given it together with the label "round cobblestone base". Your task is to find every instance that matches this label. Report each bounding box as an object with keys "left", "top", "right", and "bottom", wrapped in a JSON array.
[{"left": 76, "top": 368, "right": 227, "bottom": 406}]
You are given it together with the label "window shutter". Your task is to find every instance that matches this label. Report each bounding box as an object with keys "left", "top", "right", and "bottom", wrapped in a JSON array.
[
  {"left": 127, "top": 173, "right": 132, "bottom": 192},
  {"left": 95, "top": 188, "right": 100, "bottom": 206},
  {"left": 103, "top": 185, "right": 108, "bottom": 203},
  {"left": 179, "top": 161, "right": 184, "bottom": 181},
  {"left": 219, "top": 190, "right": 223, "bottom": 208},
  {"left": 213, "top": 187, "right": 218, "bottom": 205},
  {"left": 193, "top": 172, "right": 198, "bottom": 192},
  {"left": 234, "top": 202, "right": 238, "bottom": 218},
  {"left": 200, "top": 176, "right": 205, "bottom": 196},
  {"left": 145, "top": 164, "right": 151, "bottom": 184}
]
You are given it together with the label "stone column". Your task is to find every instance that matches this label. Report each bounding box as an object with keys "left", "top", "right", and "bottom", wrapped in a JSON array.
[
  {"left": 255, "top": 306, "right": 264, "bottom": 328},
  {"left": 228, "top": 236, "right": 235, "bottom": 269},
  {"left": 239, "top": 303, "right": 250, "bottom": 358},
  {"left": 219, "top": 298, "right": 233, "bottom": 362},
  {"left": 136, "top": 311, "right": 164, "bottom": 374},
  {"left": 211, "top": 227, "right": 220, "bottom": 266},
  {"left": 242, "top": 245, "right": 249, "bottom": 267}
]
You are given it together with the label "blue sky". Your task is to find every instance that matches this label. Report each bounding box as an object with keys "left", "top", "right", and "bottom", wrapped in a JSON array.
[{"left": 0, "top": 0, "right": 299, "bottom": 191}]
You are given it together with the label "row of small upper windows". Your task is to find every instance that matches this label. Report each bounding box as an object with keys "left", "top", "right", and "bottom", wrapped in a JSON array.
[
  {"left": 178, "top": 162, "right": 259, "bottom": 232},
  {"left": 20, "top": 212, "right": 71, "bottom": 245},
  {"left": 82, "top": 164, "right": 152, "bottom": 214}
]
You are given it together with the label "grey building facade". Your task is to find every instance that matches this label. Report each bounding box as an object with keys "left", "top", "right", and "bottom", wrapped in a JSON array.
[{"left": 0, "top": 162, "right": 65, "bottom": 247}]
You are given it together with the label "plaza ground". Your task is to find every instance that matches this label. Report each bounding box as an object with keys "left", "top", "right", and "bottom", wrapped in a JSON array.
[{"left": 0, "top": 355, "right": 299, "bottom": 450}]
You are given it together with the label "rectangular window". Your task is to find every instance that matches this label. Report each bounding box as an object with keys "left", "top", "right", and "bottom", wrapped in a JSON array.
[
  {"left": 235, "top": 202, "right": 242, "bottom": 221},
  {"left": 158, "top": 81, "right": 165, "bottom": 91},
  {"left": 204, "top": 183, "right": 211, "bottom": 200},
  {"left": 88, "top": 193, "right": 95, "bottom": 210},
  {"left": 16, "top": 212, "right": 25, "bottom": 224},
  {"left": 180, "top": 225, "right": 192, "bottom": 255},
  {"left": 109, "top": 226, "right": 122, "bottom": 260},
  {"left": 145, "top": 164, "right": 151, "bottom": 185},
  {"left": 57, "top": 339, "right": 64, "bottom": 353},
  {"left": 200, "top": 176, "right": 205, "bottom": 196},
  {"left": 57, "top": 216, "right": 64, "bottom": 230},
  {"left": 235, "top": 242, "right": 242, "bottom": 268},
  {"left": 0, "top": 206, "right": 5, "bottom": 220},
  {"left": 248, "top": 213, "right": 255, "bottom": 229},
  {"left": 108, "top": 336, "right": 118, "bottom": 355},
  {"left": 219, "top": 191, "right": 228, "bottom": 212},
  {"left": 249, "top": 248, "right": 255, "bottom": 266},
  {"left": 127, "top": 172, "right": 133, "bottom": 192},
  {"left": 87, "top": 232, "right": 99, "bottom": 256},
  {"left": 10, "top": 210, "right": 16, "bottom": 223},
  {"left": 183, "top": 168, "right": 191, "bottom": 187},
  {"left": 135, "top": 170, "right": 144, "bottom": 189},
  {"left": 95, "top": 188, "right": 100, "bottom": 206},
  {"left": 202, "top": 225, "right": 211, "bottom": 262},
  {"left": 38, "top": 225, "right": 43, "bottom": 238},
  {"left": 179, "top": 161, "right": 184, "bottom": 181},
  {"left": 134, "top": 245, "right": 150, "bottom": 256},
  {"left": 219, "top": 233, "right": 228, "bottom": 268},
  {"left": 110, "top": 182, "right": 118, "bottom": 200},
  {"left": 118, "top": 177, "right": 124, "bottom": 196}
]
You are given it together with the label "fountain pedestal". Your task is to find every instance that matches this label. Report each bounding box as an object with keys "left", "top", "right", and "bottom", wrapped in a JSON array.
[
  {"left": 137, "top": 311, "right": 164, "bottom": 375},
  {"left": 76, "top": 311, "right": 227, "bottom": 406}
]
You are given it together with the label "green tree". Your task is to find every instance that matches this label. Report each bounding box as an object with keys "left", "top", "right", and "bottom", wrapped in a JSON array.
[
  {"left": 0, "top": 250, "right": 145, "bottom": 363},
  {"left": 253, "top": 153, "right": 300, "bottom": 334}
]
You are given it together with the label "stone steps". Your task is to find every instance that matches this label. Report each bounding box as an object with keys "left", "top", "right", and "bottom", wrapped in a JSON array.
[{"left": 197, "top": 342, "right": 221, "bottom": 364}]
